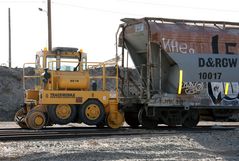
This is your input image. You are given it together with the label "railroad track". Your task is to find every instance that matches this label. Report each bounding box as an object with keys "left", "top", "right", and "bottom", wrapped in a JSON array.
[{"left": 0, "top": 125, "right": 237, "bottom": 141}]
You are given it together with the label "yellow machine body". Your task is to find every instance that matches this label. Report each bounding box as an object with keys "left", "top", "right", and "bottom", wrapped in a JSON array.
[
  {"left": 39, "top": 90, "right": 110, "bottom": 105},
  {"left": 16, "top": 47, "right": 123, "bottom": 130},
  {"left": 25, "top": 90, "right": 39, "bottom": 100},
  {"left": 53, "top": 71, "right": 90, "bottom": 90}
]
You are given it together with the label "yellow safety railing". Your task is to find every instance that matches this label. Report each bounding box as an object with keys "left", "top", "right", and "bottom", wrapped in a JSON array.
[
  {"left": 48, "top": 60, "right": 119, "bottom": 99},
  {"left": 23, "top": 63, "right": 42, "bottom": 90}
]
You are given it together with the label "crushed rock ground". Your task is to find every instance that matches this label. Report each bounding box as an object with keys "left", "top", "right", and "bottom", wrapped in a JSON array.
[{"left": 0, "top": 122, "right": 238, "bottom": 161}]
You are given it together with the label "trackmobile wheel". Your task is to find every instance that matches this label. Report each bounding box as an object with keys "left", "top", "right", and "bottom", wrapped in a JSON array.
[
  {"left": 138, "top": 108, "right": 158, "bottom": 129},
  {"left": 79, "top": 99, "right": 105, "bottom": 125},
  {"left": 182, "top": 110, "right": 200, "bottom": 128},
  {"left": 107, "top": 111, "right": 124, "bottom": 129},
  {"left": 48, "top": 104, "right": 77, "bottom": 125},
  {"left": 14, "top": 108, "right": 28, "bottom": 129},
  {"left": 25, "top": 110, "right": 46, "bottom": 130},
  {"left": 125, "top": 112, "right": 140, "bottom": 128}
]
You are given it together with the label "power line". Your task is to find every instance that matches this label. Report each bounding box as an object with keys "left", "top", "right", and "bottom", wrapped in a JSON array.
[
  {"left": 53, "top": 1, "right": 142, "bottom": 16},
  {"left": 114, "top": 0, "right": 239, "bottom": 13},
  {"left": 115, "top": 0, "right": 239, "bottom": 12},
  {"left": 55, "top": 0, "right": 239, "bottom": 14},
  {"left": 1, "top": 0, "right": 238, "bottom": 14}
]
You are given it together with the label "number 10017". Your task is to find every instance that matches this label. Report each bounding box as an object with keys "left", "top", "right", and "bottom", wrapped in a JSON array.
[{"left": 199, "top": 72, "right": 221, "bottom": 80}]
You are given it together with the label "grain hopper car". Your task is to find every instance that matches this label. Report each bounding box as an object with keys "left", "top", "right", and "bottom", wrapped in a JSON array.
[{"left": 117, "top": 17, "right": 239, "bottom": 128}]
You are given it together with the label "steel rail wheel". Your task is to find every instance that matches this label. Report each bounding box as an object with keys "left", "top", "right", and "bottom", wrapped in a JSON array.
[
  {"left": 138, "top": 108, "right": 158, "bottom": 129},
  {"left": 124, "top": 112, "right": 140, "bottom": 128},
  {"left": 79, "top": 99, "right": 105, "bottom": 125},
  {"left": 107, "top": 111, "right": 124, "bottom": 129},
  {"left": 14, "top": 108, "right": 28, "bottom": 129},
  {"left": 25, "top": 110, "right": 46, "bottom": 130},
  {"left": 48, "top": 104, "right": 77, "bottom": 125},
  {"left": 182, "top": 110, "right": 200, "bottom": 128}
]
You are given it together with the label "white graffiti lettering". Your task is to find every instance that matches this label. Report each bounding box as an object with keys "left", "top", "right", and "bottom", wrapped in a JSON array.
[
  {"left": 162, "top": 38, "right": 195, "bottom": 54},
  {"left": 182, "top": 82, "right": 204, "bottom": 95}
]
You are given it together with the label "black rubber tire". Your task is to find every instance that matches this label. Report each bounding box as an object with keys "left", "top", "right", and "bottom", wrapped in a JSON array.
[
  {"left": 25, "top": 110, "right": 46, "bottom": 130},
  {"left": 48, "top": 104, "right": 77, "bottom": 125},
  {"left": 44, "top": 113, "right": 53, "bottom": 126},
  {"left": 79, "top": 99, "right": 105, "bottom": 125},
  {"left": 17, "top": 122, "right": 28, "bottom": 129},
  {"left": 14, "top": 108, "right": 28, "bottom": 129},
  {"left": 138, "top": 108, "right": 158, "bottom": 129},
  {"left": 125, "top": 112, "right": 140, "bottom": 128},
  {"left": 182, "top": 110, "right": 200, "bottom": 128}
]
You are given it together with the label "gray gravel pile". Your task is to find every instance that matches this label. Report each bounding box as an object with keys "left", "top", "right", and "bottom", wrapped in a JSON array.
[
  {"left": 0, "top": 67, "right": 24, "bottom": 121},
  {"left": 118, "top": 67, "right": 142, "bottom": 97},
  {"left": 0, "top": 67, "right": 35, "bottom": 121},
  {"left": 89, "top": 66, "right": 141, "bottom": 96}
]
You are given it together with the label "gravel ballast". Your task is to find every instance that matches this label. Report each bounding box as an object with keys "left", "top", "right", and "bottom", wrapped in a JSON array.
[{"left": 0, "top": 122, "right": 238, "bottom": 161}]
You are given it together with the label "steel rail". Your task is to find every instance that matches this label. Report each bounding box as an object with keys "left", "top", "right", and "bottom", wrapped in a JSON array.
[{"left": 0, "top": 125, "right": 237, "bottom": 141}]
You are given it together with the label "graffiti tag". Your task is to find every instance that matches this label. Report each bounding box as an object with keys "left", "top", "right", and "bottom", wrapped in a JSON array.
[
  {"left": 162, "top": 38, "right": 195, "bottom": 54},
  {"left": 182, "top": 82, "right": 204, "bottom": 95}
]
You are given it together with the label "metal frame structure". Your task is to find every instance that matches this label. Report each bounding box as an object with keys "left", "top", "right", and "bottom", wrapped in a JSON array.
[{"left": 117, "top": 17, "right": 239, "bottom": 105}]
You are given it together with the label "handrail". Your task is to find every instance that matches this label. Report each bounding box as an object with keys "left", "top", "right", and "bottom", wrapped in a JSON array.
[
  {"left": 23, "top": 63, "right": 41, "bottom": 90},
  {"left": 47, "top": 60, "right": 119, "bottom": 99}
]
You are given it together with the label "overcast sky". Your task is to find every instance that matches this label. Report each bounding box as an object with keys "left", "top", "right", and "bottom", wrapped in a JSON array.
[{"left": 0, "top": 0, "right": 239, "bottom": 67}]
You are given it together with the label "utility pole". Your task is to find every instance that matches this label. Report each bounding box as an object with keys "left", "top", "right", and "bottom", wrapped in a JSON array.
[
  {"left": 8, "top": 8, "right": 11, "bottom": 68},
  {"left": 47, "top": 0, "right": 52, "bottom": 51}
]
